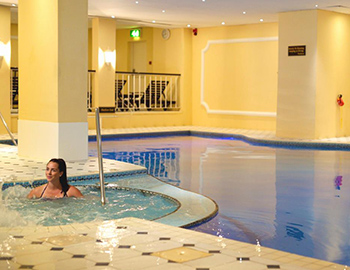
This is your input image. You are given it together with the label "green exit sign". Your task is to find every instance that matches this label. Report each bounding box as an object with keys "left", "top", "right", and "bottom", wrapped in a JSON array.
[{"left": 130, "top": 29, "right": 141, "bottom": 38}]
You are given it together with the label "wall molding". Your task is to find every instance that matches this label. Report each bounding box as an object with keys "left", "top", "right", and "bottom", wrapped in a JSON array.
[{"left": 201, "top": 36, "right": 278, "bottom": 117}]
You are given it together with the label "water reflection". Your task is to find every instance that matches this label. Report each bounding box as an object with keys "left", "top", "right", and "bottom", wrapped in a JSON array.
[
  {"left": 91, "top": 136, "right": 350, "bottom": 265},
  {"left": 285, "top": 224, "right": 305, "bottom": 241},
  {"left": 335, "top": 176, "right": 342, "bottom": 192}
]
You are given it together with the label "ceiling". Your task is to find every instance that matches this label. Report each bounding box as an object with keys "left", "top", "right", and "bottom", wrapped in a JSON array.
[{"left": 1, "top": 0, "right": 350, "bottom": 28}]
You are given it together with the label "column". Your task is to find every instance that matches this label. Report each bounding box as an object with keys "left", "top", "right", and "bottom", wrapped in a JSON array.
[
  {"left": 277, "top": 10, "right": 350, "bottom": 139},
  {"left": 276, "top": 10, "right": 318, "bottom": 139},
  {"left": 0, "top": 6, "right": 11, "bottom": 134},
  {"left": 91, "top": 18, "right": 116, "bottom": 108},
  {"left": 18, "top": 0, "right": 88, "bottom": 161}
]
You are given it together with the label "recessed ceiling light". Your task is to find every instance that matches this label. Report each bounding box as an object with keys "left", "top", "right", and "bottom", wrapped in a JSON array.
[
  {"left": 152, "top": 20, "right": 156, "bottom": 23},
  {"left": 187, "top": 24, "right": 191, "bottom": 27},
  {"left": 243, "top": 11, "right": 246, "bottom": 15},
  {"left": 111, "top": 16, "right": 115, "bottom": 18},
  {"left": 260, "top": 18, "right": 264, "bottom": 22},
  {"left": 135, "top": 1, "right": 139, "bottom": 4},
  {"left": 202, "top": 0, "right": 206, "bottom": 2},
  {"left": 162, "top": 10, "right": 166, "bottom": 13},
  {"left": 221, "top": 22, "right": 225, "bottom": 25},
  {"left": 315, "top": 4, "right": 318, "bottom": 8}
]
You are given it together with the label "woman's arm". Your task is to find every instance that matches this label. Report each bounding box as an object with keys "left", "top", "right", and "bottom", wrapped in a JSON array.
[{"left": 67, "top": 186, "right": 84, "bottom": 198}]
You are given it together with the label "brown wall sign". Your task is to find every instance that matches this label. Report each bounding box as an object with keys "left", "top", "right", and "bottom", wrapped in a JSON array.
[
  {"left": 99, "top": 107, "right": 115, "bottom": 113},
  {"left": 288, "top": 45, "right": 306, "bottom": 56}
]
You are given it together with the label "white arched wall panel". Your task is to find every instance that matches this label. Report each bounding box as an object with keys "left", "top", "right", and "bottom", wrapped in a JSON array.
[{"left": 201, "top": 37, "right": 278, "bottom": 117}]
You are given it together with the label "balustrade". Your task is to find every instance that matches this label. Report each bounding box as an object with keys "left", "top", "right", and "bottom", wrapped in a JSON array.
[{"left": 10, "top": 69, "right": 180, "bottom": 113}]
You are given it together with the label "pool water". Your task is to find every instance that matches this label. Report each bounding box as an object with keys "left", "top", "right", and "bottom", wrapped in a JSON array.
[
  {"left": 1, "top": 184, "right": 178, "bottom": 227},
  {"left": 89, "top": 135, "right": 350, "bottom": 265}
]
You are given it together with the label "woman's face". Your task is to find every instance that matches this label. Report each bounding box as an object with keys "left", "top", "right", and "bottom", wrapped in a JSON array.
[{"left": 46, "top": 162, "right": 63, "bottom": 183}]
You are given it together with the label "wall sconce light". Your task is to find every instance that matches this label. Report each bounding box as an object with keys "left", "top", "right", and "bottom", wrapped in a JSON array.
[
  {"left": 104, "top": 51, "right": 114, "bottom": 65},
  {"left": 0, "top": 42, "right": 4, "bottom": 68}
]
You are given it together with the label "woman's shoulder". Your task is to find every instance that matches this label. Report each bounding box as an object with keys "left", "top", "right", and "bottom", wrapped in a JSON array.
[{"left": 67, "top": 185, "right": 84, "bottom": 198}]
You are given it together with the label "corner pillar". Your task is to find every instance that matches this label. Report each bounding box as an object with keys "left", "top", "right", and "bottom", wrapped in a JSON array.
[
  {"left": 18, "top": 0, "right": 88, "bottom": 161},
  {"left": 0, "top": 7, "right": 11, "bottom": 135},
  {"left": 91, "top": 18, "right": 116, "bottom": 108}
]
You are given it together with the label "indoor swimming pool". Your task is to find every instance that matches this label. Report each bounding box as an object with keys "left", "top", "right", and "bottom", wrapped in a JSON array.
[{"left": 89, "top": 135, "right": 350, "bottom": 265}]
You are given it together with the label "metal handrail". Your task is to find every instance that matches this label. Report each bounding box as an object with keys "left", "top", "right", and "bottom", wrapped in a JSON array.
[
  {"left": 95, "top": 108, "right": 106, "bottom": 205},
  {"left": 0, "top": 110, "right": 17, "bottom": 146}
]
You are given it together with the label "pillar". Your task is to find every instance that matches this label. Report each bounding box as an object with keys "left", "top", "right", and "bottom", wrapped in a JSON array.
[
  {"left": 0, "top": 6, "right": 11, "bottom": 135},
  {"left": 276, "top": 10, "right": 318, "bottom": 139},
  {"left": 91, "top": 18, "right": 116, "bottom": 108},
  {"left": 277, "top": 10, "right": 350, "bottom": 139},
  {"left": 18, "top": 0, "right": 88, "bottom": 161}
]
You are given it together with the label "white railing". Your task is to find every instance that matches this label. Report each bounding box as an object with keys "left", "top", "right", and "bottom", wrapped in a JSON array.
[
  {"left": 115, "top": 71, "right": 181, "bottom": 112},
  {"left": 10, "top": 69, "right": 180, "bottom": 113},
  {"left": 10, "top": 67, "right": 18, "bottom": 114}
]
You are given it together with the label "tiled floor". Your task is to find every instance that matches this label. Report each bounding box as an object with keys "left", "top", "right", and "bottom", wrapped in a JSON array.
[
  {"left": 0, "top": 145, "right": 145, "bottom": 183},
  {"left": 0, "top": 126, "right": 350, "bottom": 269},
  {"left": 0, "top": 218, "right": 347, "bottom": 270}
]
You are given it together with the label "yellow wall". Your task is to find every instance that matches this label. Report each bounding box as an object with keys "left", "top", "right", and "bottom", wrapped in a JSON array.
[
  {"left": 192, "top": 23, "right": 278, "bottom": 130},
  {"left": 88, "top": 28, "right": 92, "bottom": 70},
  {"left": 11, "top": 115, "right": 18, "bottom": 133},
  {"left": 0, "top": 7, "right": 11, "bottom": 134},
  {"left": 115, "top": 27, "right": 154, "bottom": 72},
  {"left": 153, "top": 28, "right": 183, "bottom": 73},
  {"left": 10, "top": 24, "right": 18, "bottom": 67},
  {"left": 315, "top": 10, "right": 350, "bottom": 138},
  {"left": 204, "top": 41, "right": 277, "bottom": 111},
  {"left": 115, "top": 29, "right": 129, "bottom": 71}
]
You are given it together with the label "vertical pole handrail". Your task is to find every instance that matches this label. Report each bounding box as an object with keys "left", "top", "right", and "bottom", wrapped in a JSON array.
[
  {"left": 0, "top": 110, "right": 17, "bottom": 146},
  {"left": 87, "top": 70, "right": 95, "bottom": 112},
  {"left": 169, "top": 77, "right": 173, "bottom": 108},
  {"left": 175, "top": 76, "right": 179, "bottom": 109},
  {"left": 95, "top": 108, "right": 106, "bottom": 205},
  {"left": 87, "top": 72, "right": 91, "bottom": 111}
]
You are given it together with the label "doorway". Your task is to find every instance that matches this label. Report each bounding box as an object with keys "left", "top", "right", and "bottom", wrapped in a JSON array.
[{"left": 129, "top": 41, "right": 147, "bottom": 72}]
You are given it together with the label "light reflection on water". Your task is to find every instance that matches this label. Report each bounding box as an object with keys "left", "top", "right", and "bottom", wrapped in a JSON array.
[{"left": 90, "top": 135, "right": 350, "bottom": 265}]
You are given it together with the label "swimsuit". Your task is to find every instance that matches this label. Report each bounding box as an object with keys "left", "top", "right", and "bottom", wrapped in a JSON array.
[{"left": 39, "top": 184, "right": 69, "bottom": 198}]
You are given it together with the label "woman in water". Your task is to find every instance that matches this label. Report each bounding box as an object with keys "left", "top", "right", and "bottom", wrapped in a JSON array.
[{"left": 27, "top": 158, "right": 83, "bottom": 199}]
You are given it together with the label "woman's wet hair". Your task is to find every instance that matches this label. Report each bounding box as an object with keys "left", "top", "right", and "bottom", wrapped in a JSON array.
[{"left": 48, "top": 158, "right": 69, "bottom": 194}]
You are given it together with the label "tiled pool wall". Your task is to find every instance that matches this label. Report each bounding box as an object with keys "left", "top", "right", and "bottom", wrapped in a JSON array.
[
  {"left": 1, "top": 169, "right": 147, "bottom": 190},
  {"left": 3, "top": 129, "right": 350, "bottom": 151},
  {"left": 88, "top": 130, "right": 350, "bottom": 151}
]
